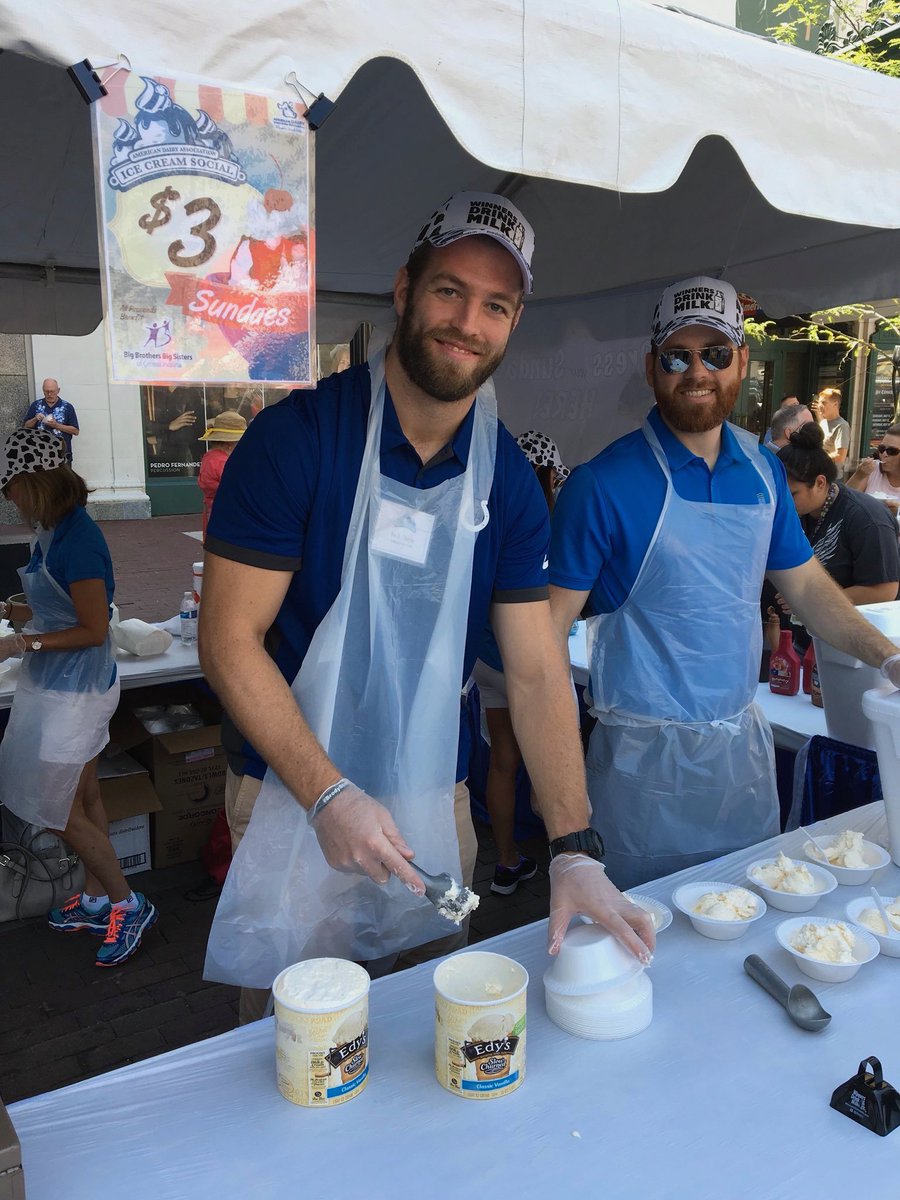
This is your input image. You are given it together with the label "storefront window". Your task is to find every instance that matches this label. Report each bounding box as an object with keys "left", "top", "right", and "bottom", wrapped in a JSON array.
[{"left": 141, "top": 382, "right": 283, "bottom": 480}]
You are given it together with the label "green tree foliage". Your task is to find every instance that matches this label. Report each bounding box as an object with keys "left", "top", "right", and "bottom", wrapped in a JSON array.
[{"left": 770, "top": 0, "right": 900, "bottom": 77}]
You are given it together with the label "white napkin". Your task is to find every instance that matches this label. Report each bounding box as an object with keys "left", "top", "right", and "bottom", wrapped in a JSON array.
[{"left": 113, "top": 618, "right": 173, "bottom": 657}]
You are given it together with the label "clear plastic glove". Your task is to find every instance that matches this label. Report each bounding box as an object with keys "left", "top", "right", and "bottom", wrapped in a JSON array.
[
  {"left": 310, "top": 782, "right": 424, "bottom": 894},
  {"left": 882, "top": 653, "right": 900, "bottom": 690},
  {"left": 0, "top": 634, "right": 26, "bottom": 663},
  {"left": 548, "top": 854, "right": 655, "bottom": 964}
]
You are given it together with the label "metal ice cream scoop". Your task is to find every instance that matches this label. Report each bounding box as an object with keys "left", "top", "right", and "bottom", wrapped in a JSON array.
[
  {"left": 412, "top": 862, "right": 480, "bottom": 924},
  {"left": 744, "top": 955, "right": 831, "bottom": 1032}
]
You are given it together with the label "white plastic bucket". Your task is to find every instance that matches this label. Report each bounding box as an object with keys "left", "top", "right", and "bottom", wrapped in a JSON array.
[
  {"left": 814, "top": 600, "right": 900, "bottom": 749},
  {"left": 434, "top": 951, "right": 527, "bottom": 1099},
  {"left": 272, "top": 958, "right": 370, "bottom": 1107},
  {"left": 862, "top": 685, "right": 900, "bottom": 866}
]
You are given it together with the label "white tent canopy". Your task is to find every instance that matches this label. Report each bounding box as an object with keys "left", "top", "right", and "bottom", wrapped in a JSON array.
[{"left": 1, "top": 0, "right": 899, "bottom": 459}]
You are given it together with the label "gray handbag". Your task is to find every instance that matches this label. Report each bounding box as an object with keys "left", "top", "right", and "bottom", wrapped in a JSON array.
[{"left": 0, "top": 812, "right": 84, "bottom": 922}]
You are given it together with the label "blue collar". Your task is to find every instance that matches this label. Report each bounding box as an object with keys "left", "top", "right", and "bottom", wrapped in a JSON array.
[
  {"left": 647, "top": 405, "right": 743, "bottom": 474},
  {"left": 380, "top": 383, "right": 475, "bottom": 471}
]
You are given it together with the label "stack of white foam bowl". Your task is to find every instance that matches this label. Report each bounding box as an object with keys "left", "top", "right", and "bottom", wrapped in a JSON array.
[{"left": 543, "top": 922, "right": 651, "bottom": 1040}]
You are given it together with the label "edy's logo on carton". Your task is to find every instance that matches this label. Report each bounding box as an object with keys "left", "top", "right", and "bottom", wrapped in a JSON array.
[
  {"left": 326, "top": 1027, "right": 369, "bottom": 1083},
  {"left": 461, "top": 1034, "right": 520, "bottom": 1063},
  {"left": 673, "top": 286, "right": 725, "bottom": 316}
]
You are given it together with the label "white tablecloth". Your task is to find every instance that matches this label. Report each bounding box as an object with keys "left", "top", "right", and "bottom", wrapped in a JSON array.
[
  {"left": 0, "top": 639, "right": 201, "bottom": 711},
  {"left": 568, "top": 621, "right": 826, "bottom": 750},
  {"left": 10, "top": 804, "right": 898, "bottom": 1200}
]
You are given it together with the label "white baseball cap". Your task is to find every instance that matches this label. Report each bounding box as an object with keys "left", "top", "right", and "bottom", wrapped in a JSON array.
[
  {"left": 413, "top": 191, "right": 535, "bottom": 295},
  {"left": 651, "top": 275, "right": 745, "bottom": 349}
]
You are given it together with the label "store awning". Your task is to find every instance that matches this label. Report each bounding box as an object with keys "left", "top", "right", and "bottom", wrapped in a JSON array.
[{"left": 0, "top": 0, "right": 899, "bottom": 335}]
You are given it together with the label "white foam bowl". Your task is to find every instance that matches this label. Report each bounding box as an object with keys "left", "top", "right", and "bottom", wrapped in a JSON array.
[
  {"left": 544, "top": 922, "right": 644, "bottom": 994},
  {"left": 775, "top": 916, "right": 880, "bottom": 982},
  {"left": 544, "top": 974, "right": 652, "bottom": 1041},
  {"left": 845, "top": 896, "right": 900, "bottom": 958},
  {"left": 672, "top": 882, "right": 766, "bottom": 940},
  {"left": 801, "top": 836, "right": 891, "bottom": 886},
  {"left": 745, "top": 858, "right": 837, "bottom": 912},
  {"left": 624, "top": 892, "right": 673, "bottom": 934}
]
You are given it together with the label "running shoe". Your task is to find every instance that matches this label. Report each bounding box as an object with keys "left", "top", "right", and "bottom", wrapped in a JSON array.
[
  {"left": 490, "top": 856, "right": 538, "bottom": 895},
  {"left": 95, "top": 894, "right": 158, "bottom": 967},
  {"left": 49, "top": 894, "right": 112, "bottom": 936}
]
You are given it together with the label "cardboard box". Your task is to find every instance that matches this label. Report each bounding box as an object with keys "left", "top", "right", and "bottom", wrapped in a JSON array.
[
  {"left": 107, "top": 688, "right": 226, "bottom": 868},
  {"left": 108, "top": 813, "right": 151, "bottom": 877},
  {"left": 0, "top": 1098, "right": 24, "bottom": 1200},
  {"left": 98, "top": 751, "right": 162, "bottom": 877}
]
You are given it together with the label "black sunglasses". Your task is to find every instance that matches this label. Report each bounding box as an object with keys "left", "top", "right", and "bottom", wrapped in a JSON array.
[
  {"left": 657, "top": 345, "right": 735, "bottom": 375},
  {"left": 877, "top": 445, "right": 900, "bottom": 457}
]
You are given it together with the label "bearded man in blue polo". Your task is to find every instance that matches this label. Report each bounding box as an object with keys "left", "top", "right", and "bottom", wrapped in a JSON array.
[{"left": 201, "top": 192, "right": 655, "bottom": 1020}]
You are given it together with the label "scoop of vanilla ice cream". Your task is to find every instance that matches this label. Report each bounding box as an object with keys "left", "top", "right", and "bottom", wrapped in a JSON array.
[
  {"left": 751, "top": 852, "right": 817, "bottom": 894},
  {"left": 693, "top": 888, "right": 757, "bottom": 921},
  {"left": 857, "top": 897, "right": 900, "bottom": 935},
  {"left": 791, "top": 921, "right": 856, "bottom": 963},
  {"left": 823, "top": 830, "right": 868, "bottom": 869}
]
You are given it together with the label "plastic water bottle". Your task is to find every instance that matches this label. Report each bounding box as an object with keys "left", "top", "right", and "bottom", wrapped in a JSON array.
[{"left": 180, "top": 590, "right": 198, "bottom": 646}]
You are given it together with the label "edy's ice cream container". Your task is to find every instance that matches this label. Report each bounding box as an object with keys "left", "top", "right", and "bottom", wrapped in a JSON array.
[
  {"left": 273, "top": 958, "right": 370, "bottom": 1108},
  {"left": 434, "top": 951, "right": 528, "bottom": 1099}
]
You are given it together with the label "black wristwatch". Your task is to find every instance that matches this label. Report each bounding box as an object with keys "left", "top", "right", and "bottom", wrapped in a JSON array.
[{"left": 548, "top": 828, "right": 604, "bottom": 862}]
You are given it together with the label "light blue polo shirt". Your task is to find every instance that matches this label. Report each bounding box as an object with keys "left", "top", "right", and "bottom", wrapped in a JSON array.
[
  {"left": 207, "top": 362, "right": 551, "bottom": 780},
  {"left": 550, "top": 405, "right": 812, "bottom": 614}
]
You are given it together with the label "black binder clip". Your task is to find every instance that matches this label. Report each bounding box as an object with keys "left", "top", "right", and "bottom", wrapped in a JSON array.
[
  {"left": 830, "top": 1056, "right": 900, "bottom": 1137},
  {"left": 304, "top": 94, "right": 335, "bottom": 131},
  {"left": 67, "top": 60, "right": 107, "bottom": 105}
]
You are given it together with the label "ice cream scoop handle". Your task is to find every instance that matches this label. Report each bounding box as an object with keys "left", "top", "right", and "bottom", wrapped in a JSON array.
[{"left": 744, "top": 955, "right": 791, "bottom": 1008}]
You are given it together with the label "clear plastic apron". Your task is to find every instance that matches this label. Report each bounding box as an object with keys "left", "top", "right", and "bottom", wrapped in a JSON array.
[
  {"left": 205, "top": 352, "right": 497, "bottom": 988},
  {"left": 585, "top": 420, "right": 779, "bottom": 890},
  {"left": 0, "top": 529, "right": 118, "bottom": 830}
]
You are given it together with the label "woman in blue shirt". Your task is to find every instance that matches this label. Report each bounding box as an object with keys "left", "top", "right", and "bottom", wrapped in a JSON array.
[{"left": 0, "top": 429, "right": 157, "bottom": 967}]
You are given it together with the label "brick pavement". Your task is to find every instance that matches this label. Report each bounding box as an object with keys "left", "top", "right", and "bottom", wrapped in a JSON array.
[{"left": 0, "top": 515, "right": 552, "bottom": 1105}]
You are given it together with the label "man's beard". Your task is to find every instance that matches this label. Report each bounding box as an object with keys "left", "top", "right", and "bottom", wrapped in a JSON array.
[
  {"left": 394, "top": 305, "right": 506, "bottom": 404},
  {"left": 655, "top": 377, "right": 739, "bottom": 433}
]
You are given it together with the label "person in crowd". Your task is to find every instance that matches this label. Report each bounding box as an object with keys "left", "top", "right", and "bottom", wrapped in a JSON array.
[
  {"left": 768, "top": 402, "right": 814, "bottom": 450},
  {"left": 549, "top": 274, "right": 900, "bottom": 890},
  {"left": 22, "top": 379, "right": 79, "bottom": 463},
  {"left": 813, "top": 386, "right": 851, "bottom": 465},
  {"left": 0, "top": 429, "right": 157, "bottom": 966},
  {"left": 846, "top": 422, "right": 900, "bottom": 507},
  {"left": 763, "top": 394, "right": 800, "bottom": 446},
  {"left": 471, "top": 430, "right": 569, "bottom": 895},
  {"left": 200, "top": 190, "right": 654, "bottom": 1021},
  {"left": 778, "top": 422, "right": 899, "bottom": 605},
  {"left": 197, "top": 410, "right": 246, "bottom": 537}
]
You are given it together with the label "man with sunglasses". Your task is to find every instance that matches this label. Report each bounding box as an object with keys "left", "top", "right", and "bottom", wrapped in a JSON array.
[
  {"left": 549, "top": 275, "right": 900, "bottom": 889},
  {"left": 848, "top": 423, "right": 900, "bottom": 508}
]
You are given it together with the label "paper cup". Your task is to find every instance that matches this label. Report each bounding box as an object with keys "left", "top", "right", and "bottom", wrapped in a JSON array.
[
  {"left": 434, "top": 951, "right": 528, "bottom": 1099},
  {"left": 272, "top": 958, "right": 370, "bottom": 1108}
]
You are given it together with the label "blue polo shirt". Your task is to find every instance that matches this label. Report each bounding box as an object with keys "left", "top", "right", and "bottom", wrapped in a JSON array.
[
  {"left": 26, "top": 506, "right": 116, "bottom": 689},
  {"left": 23, "top": 398, "right": 79, "bottom": 459},
  {"left": 550, "top": 405, "right": 812, "bottom": 614},
  {"left": 27, "top": 508, "right": 115, "bottom": 609},
  {"left": 207, "top": 362, "right": 551, "bottom": 781}
]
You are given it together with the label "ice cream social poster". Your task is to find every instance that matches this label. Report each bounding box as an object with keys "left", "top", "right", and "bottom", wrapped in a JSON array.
[{"left": 92, "top": 71, "right": 314, "bottom": 385}]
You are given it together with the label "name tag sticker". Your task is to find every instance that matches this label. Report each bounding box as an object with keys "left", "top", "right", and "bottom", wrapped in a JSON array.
[{"left": 371, "top": 499, "right": 435, "bottom": 565}]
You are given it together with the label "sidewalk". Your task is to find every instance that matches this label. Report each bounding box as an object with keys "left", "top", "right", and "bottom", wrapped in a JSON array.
[{"left": 0, "top": 515, "right": 551, "bottom": 1104}]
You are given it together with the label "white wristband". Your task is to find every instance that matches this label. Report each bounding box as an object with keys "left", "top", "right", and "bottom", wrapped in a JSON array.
[
  {"left": 307, "top": 777, "right": 351, "bottom": 825},
  {"left": 881, "top": 653, "right": 900, "bottom": 681}
]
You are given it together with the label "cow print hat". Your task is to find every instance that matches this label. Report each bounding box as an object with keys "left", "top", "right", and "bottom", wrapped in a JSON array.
[
  {"left": 515, "top": 430, "right": 569, "bottom": 482},
  {"left": 0, "top": 428, "right": 66, "bottom": 491}
]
